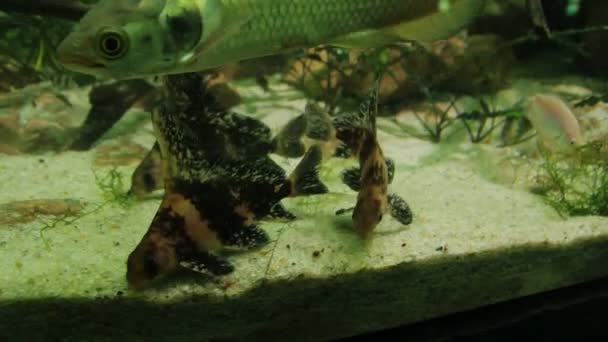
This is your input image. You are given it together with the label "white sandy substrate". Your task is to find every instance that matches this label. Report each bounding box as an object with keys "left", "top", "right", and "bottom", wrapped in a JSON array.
[{"left": 0, "top": 81, "right": 607, "bottom": 302}]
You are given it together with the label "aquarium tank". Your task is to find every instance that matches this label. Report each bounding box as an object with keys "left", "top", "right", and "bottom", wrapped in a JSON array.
[{"left": 1, "top": 0, "right": 608, "bottom": 340}]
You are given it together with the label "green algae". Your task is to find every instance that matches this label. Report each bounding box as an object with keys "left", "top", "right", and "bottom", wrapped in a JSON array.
[
  {"left": 94, "top": 167, "right": 134, "bottom": 209},
  {"left": 535, "top": 140, "right": 608, "bottom": 217}
]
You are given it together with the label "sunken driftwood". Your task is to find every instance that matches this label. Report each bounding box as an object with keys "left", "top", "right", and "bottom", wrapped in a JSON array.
[{"left": 69, "top": 79, "right": 157, "bottom": 150}]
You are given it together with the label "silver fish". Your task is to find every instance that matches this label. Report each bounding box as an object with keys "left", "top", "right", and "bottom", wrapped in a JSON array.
[{"left": 57, "top": 0, "right": 485, "bottom": 79}]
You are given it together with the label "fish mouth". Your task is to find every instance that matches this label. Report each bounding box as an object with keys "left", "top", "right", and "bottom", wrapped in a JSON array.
[
  {"left": 60, "top": 57, "right": 106, "bottom": 70},
  {"left": 59, "top": 56, "right": 108, "bottom": 77}
]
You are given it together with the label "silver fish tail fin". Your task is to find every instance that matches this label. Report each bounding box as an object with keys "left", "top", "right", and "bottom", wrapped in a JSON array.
[{"left": 330, "top": 0, "right": 485, "bottom": 48}]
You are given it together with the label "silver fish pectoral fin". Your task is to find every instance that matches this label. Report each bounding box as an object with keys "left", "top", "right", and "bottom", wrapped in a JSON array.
[{"left": 329, "top": 29, "right": 402, "bottom": 49}]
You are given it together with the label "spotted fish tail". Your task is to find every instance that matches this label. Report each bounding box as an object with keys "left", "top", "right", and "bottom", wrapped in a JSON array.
[{"left": 288, "top": 145, "right": 328, "bottom": 196}]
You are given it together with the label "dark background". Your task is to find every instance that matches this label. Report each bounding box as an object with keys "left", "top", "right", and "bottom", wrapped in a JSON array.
[{"left": 345, "top": 276, "right": 608, "bottom": 342}]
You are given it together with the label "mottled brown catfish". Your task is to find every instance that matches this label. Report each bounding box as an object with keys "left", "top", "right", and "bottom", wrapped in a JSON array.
[
  {"left": 127, "top": 146, "right": 327, "bottom": 288},
  {"left": 128, "top": 73, "right": 320, "bottom": 199},
  {"left": 129, "top": 142, "right": 163, "bottom": 198},
  {"left": 334, "top": 88, "right": 413, "bottom": 238},
  {"left": 127, "top": 73, "right": 327, "bottom": 289}
]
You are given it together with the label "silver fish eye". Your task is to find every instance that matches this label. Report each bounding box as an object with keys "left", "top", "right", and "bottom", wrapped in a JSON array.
[{"left": 97, "top": 29, "right": 129, "bottom": 60}]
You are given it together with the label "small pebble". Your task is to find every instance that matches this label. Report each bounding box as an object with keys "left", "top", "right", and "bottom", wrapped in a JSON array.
[{"left": 435, "top": 245, "right": 448, "bottom": 252}]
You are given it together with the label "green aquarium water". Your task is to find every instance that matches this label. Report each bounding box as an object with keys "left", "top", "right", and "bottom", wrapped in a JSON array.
[{"left": 0, "top": 0, "right": 607, "bottom": 340}]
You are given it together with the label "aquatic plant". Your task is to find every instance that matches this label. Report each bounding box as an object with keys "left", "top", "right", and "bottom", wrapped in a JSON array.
[
  {"left": 574, "top": 91, "right": 608, "bottom": 108},
  {"left": 498, "top": 115, "right": 535, "bottom": 148},
  {"left": 15, "top": 167, "right": 129, "bottom": 243},
  {"left": 501, "top": 20, "right": 608, "bottom": 71},
  {"left": 0, "top": 13, "right": 75, "bottom": 89},
  {"left": 408, "top": 94, "right": 457, "bottom": 144},
  {"left": 283, "top": 47, "right": 355, "bottom": 114},
  {"left": 456, "top": 98, "right": 525, "bottom": 144},
  {"left": 93, "top": 168, "right": 134, "bottom": 208},
  {"left": 0, "top": 199, "right": 83, "bottom": 226},
  {"left": 0, "top": 197, "right": 104, "bottom": 245},
  {"left": 534, "top": 140, "right": 608, "bottom": 217},
  {"left": 37, "top": 202, "right": 105, "bottom": 245},
  {"left": 284, "top": 44, "right": 440, "bottom": 112}
]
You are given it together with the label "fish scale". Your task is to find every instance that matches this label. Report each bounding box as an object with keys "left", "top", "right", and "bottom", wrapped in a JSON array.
[
  {"left": 227, "top": 0, "right": 421, "bottom": 45},
  {"left": 203, "top": 0, "right": 427, "bottom": 65}
]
